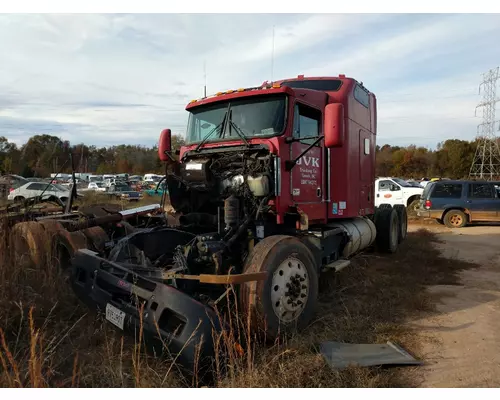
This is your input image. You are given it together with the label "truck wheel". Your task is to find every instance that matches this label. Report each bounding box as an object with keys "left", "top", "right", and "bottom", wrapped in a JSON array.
[
  {"left": 375, "top": 207, "right": 399, "bottom": 253},
  {"left": 393, "top": 204, "right": 408, "bottom": 243},
  {"left": 443, "top": 209, "right": 467, "bottom": 228},
  {"left": 39, "top": 220, "right": 88, "bottom": 270},
  {"left": 81, "top": 226, "right": 109, "bottom": 253},
  {"left": 10, "top": 221, "right": 47, "bottom": 267},
  {"left": 378, "top": 203, "right": 392, "bottom": 210},
  {"left": 240, "top": 235, "right": 319, "bottom": 340}
]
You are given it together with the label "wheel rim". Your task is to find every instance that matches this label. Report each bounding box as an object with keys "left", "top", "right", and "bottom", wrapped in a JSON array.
[
  {"left": 449, "top": 214, "right": 463, "bottom": 226},
  {"left": 271, "top": 257, "right": 309, "bottom": 323}
]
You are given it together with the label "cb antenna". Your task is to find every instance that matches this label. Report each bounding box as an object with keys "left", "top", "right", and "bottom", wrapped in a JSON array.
[
  {"left": 203, "top": 60, "right": 207, "bottom": 98},
  {"left": 271, "top": 25, "right": 275, "bottom": 84}
]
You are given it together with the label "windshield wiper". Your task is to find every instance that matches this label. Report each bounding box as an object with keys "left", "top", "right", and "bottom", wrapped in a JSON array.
[
  {"left": 194, "top": 104, "right": 230, "bottom": 152},
  {"left": 194, "top": 117, "right": 226, "bottom": 152},
  {"left": 228, "top": 119, "right": 250, "bottom": 148}
]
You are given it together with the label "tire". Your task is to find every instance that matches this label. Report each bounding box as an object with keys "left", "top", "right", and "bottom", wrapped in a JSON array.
[
  {"left": 240, "top": 235, "right": 319, "bottom": 340},
  {"left": 378, "top": 203, "right": 392, "bottom": 210},
  {"left": 408, "top": 199, "right": 420, "bottom": 211},
  {"left": 10, "top": 221, "right": 47, "bottom": 267},
  {"left": 443, "top": 209, "right": 467, "bottom": 228},
  {"left": 81, "top": 226, "right": 109, "bottom": 253},
  {"left": 13, "top": 196, "right": 25, "bottom": 203},
  {"left": 393, "top": 204, "right": 408, "bottom": 243},
  {"left": 39, "top": 220, "right": 88, "bottom": 270},
  {"left": 375, "top": 207, "right": 400, "bottom": 253}
]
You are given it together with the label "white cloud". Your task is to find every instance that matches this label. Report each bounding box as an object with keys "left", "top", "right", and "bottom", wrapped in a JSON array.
[{"left": 0, "top": 13, "right": 499, "bottom": 148}]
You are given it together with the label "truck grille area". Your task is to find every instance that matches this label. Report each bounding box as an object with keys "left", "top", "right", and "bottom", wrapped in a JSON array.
[
  {"left": 95, "top": 276, "right": 148, "bottom": 309},
  {"left": 158, "top": 308, "right": 187, "bottom": 336}
]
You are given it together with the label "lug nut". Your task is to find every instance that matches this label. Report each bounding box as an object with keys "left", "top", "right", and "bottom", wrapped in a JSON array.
[{"left": 299, "top": 277, "right": 305, "bottom": 282}]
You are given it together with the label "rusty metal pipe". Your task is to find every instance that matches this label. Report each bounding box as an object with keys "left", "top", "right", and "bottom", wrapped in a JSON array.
[{"left": 65, "top": 213, "right": 123, "bottom": 232}]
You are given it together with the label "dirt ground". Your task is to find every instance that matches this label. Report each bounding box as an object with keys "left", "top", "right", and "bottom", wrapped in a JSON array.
[{"left": 408, "top": 222, "right": 500, "bottom": 388}]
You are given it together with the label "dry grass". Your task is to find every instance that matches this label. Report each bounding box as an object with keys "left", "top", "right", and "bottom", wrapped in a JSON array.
[{"left": 0, "top": 220, "right": 478, "bottom": 388}]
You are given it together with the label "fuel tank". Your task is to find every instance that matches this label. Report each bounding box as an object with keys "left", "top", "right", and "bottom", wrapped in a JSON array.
[{"left": 328, "top": 217, "right": 377, "bottom": 258}]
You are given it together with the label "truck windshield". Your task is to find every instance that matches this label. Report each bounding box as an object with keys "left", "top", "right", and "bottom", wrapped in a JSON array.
[
  {"left": 392, "top": 178, "right": 413, "bottom": 188},
  {"left": 186, "top": 94, "right": 287, "bottom": 144}
]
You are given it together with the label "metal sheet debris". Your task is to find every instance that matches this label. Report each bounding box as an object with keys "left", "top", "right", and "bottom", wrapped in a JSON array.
[{"left": 320, "top": 341, "right": 423, "bottom": 369}]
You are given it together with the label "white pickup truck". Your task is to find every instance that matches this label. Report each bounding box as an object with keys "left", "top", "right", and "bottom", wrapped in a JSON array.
[{"left": 375, "top": 177, "right": 424, "bottom": 209}]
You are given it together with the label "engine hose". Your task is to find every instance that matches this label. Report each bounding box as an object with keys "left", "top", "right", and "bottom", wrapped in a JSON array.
[
  {"left": 255, "top": 196, "right": 268, "bottom": 220},
  {"left": 225, "top": 216, "right": 252, "bottom": 249}
]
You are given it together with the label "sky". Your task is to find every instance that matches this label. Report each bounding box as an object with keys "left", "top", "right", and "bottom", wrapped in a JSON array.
[{"left": 1, "top": 13, "right": 500, "bottom": 149}]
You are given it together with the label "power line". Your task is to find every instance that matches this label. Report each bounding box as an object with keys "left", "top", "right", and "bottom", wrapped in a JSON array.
[{"left": 469, "top": 67, "right": 500, "bottom": 180}]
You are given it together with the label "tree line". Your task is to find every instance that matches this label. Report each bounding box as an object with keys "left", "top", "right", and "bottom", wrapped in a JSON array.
[
  {"left": 0, "top": 134, "right": 186, "bottom": 177},
  {"left": 0, "top": 134, "right": 494, "bottom": 179}
]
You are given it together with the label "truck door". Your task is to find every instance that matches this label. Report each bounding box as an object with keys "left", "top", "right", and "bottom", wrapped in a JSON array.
[
  {"left": 359, "top": 130, "right": 373, "bottom": 214},
  {"left": 466, "top": 182, "right": 500, "bottom": 221},
  {"left": 290, "top": 102, "right": 324, "bottom": 220},
  {"left": 376, "top": 179, "right": 402, "bottom": 206}
]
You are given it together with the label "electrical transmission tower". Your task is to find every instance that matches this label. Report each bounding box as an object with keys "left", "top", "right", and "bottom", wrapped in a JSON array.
[{"left": 469, "top": 67, "right": 500, "bottom": 180}]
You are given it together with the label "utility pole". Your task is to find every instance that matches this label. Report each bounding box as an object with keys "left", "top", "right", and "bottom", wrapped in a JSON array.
[{"left": 469, "top": 67, "right": 500, "bottom": 180}]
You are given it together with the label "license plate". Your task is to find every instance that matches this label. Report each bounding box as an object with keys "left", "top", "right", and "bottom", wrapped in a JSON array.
[{"left": 105, "top": 303, "right": 125, "bottom": 330}]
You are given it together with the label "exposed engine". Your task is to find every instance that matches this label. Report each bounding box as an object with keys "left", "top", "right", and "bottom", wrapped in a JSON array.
[
  {"left": 108, "top": 148, "right": 276, "bottom": 304},
  {"left": 168, "top": 148, "right": 274, "bottom": 227}
]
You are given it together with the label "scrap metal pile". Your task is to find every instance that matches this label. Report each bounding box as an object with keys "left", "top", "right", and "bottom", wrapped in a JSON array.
[{"left": 2, "top": 199, "right": 166, "bottom": 270}]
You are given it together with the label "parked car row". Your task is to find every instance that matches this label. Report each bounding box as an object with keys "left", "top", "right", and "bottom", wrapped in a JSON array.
[
  {"left": 7, "top": 181, "right": 75, "bottom": 203},
  {"left": 1, "top": 171, "right": 170, "bottom": 204}
]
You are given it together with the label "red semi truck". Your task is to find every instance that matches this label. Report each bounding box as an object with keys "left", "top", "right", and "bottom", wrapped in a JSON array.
[{"left": 70, "top": 74, "right": 406, "bottom": 377}]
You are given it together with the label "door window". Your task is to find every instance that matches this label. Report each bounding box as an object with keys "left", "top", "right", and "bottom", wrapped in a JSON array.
[
  {"left": 293, "top": 103, "right": 321, "bottom": 146},
  {"left": 26, "top": 183, "right": 48, "bottom": 191},
  {"left": 431, "top": 183, "right": 462, "bottom": 198},
  {"left": 378, "top": 180, "right": 399, "bottom": 191},
  {"left": 468, "top": 183, "right": 494, "bottom": 199}
]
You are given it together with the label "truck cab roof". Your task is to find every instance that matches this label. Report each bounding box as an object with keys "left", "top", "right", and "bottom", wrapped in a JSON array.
[{"left": 185, "top": 75, "right": 373, "bottom": 112}]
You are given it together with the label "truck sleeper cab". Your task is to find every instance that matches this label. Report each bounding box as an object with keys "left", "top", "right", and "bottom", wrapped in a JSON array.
[{"left": 70, "top": 75, "right": 407, "bottom": 379}]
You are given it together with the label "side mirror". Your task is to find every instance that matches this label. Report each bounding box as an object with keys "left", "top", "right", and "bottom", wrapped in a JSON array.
[
  {"left": 324, "top": 103, "right": 344, "bottom": 148},
  {"left": 158, "top": 128, "right": 172, "bottom": 162}
]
